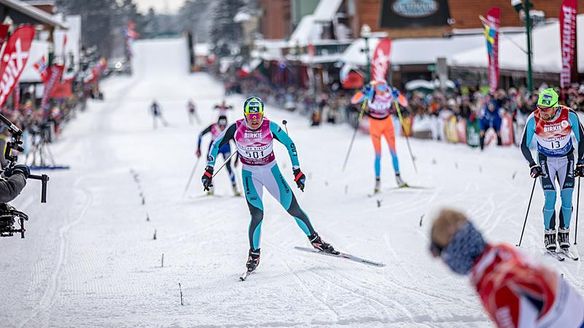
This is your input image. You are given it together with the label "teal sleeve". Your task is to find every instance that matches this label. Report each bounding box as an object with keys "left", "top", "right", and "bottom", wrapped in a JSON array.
[
  {"left": 520, "top": 116, "right": 536, "bottom": 166},
  {"left": 270, "top": 121, "right": 300, "bottom": 168},
  {"left": 569, "top": 111, "right": 584, "bottom": 162},
  {"left": 206, "top": 123, "right": 236, "bottom": 167}
]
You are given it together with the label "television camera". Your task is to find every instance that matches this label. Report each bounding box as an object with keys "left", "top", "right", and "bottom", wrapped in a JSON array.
[{"left": 0, "top": 114, "right": 49, "bottom": 238}]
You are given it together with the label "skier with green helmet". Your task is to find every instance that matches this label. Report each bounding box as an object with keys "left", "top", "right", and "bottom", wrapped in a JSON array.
[
  {"left": 520, "top": 87, "right": 584, "bottom": 257},
  {"left": 201, "top": 97, "right": 338, "bottom": 274}
]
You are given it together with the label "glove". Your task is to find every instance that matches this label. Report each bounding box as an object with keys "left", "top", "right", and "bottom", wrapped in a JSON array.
[
  {"left": 293, "top": 168, "right": 306, "bottom": 192},
  {"left": 391, "top": 87, "right": 400, "bottom": 99},
  {"left": 362, "top": 85, "right": 373, "bottom": 100},
  {"left": 4, "top": 164, "right": 30, "bottom": 178},
  {"left": 530, "top": 164, "right": 543, "bottom": 178},
  {"left": 195, "top": 148, "right": 201, "bottom": 158},
  {"left": 575, "top": 162, "right": 584, "bottom": 177},
  {"left": 201, "top": 166, "right": 214, "bottom": 191}
]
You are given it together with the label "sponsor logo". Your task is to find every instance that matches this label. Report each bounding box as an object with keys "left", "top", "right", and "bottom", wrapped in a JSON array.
[
  {"left": 245, "top": 131, "right": 263, "bottom": 139},
  {"left": 543, "top": 124, "right": 562, "bottom": 132},
  {"left": 392, "top": 0, "right": 439, "bottom": 18}
]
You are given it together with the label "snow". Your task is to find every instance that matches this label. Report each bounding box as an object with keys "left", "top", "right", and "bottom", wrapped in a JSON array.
[
  {"left": 2, "top": 37, "right": 583, "bottom": 327},
  {"left": 451, "top": 15, "right": 584, "bottom": 73},
  {"left": 341, "top": 35, "right": 485, "bottom": 67}
]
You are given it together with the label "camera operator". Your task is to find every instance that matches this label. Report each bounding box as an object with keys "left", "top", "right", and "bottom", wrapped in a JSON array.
[{"left": 0, "top": 164, "right": 29, "bottom": 203}]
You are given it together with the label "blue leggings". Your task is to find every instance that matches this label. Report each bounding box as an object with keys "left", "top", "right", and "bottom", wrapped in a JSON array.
[{"left": 241, "top": 162, "right": 315, "bottom": 251}]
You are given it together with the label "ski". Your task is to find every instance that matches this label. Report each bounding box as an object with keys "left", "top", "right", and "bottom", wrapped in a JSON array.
[
  {"left": 294, "top": 246, "right": 385, "bottom": 267},
  {"left": 545, "top": 250, "right": 565, "bottom": 261},
  {"left": 388, "top": 184, "right": 432, "bottom": 190},
  {"left": 239, "top": 270, "right": 254, "bottom": 281},
  {"left": 559, "top": 248, "right": 579, "bottom": 261}
]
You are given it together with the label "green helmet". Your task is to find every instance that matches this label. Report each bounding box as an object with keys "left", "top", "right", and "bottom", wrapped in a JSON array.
[{"left": 537, "top": 88, "right": 559, "bottom": 108}]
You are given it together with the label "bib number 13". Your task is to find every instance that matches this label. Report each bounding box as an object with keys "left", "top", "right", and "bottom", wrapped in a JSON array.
[{"left": 550, "top": 141, "right": 561, "bottom": 149}]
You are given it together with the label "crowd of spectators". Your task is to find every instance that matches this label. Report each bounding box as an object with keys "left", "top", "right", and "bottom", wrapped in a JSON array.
[{"left": 226, "top": 74, "right": 584, "bottom": 148}]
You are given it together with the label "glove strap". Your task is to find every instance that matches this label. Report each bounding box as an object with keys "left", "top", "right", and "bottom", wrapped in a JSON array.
[
  {"left": 294, "top": 171, "right": 303, "bottom": 182},
  {"left": 203, "top": 170, "right": 213, "bottom": 178}
]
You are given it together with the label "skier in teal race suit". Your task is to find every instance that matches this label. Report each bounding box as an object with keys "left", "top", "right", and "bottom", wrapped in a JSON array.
[{"left": 201, "top": 97, "right": 338, "bottom": 273}]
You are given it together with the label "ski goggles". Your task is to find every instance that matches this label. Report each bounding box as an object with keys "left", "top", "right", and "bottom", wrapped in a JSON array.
[
  {"left": 218, "top": 118, "right": 228, "bottom": 127},
  {"left": 374, "top": 83, "right": 390, "bottom": 93},
  {"left": 244, "top": 102, "right": 264, "bottom": 122}
]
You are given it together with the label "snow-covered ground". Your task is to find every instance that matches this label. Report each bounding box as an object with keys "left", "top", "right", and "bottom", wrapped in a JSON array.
[{"left": 1, "top": 38, "right": 582, "bottom": 328}]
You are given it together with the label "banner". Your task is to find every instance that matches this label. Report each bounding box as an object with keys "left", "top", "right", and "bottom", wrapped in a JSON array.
[
  {"left": 380, "top": 0, "right": 451, "bottom": 28},
  {"left": 370, "top": 38, "right": 391, "bottom": 82},
  {"left": 41, "top": 64, "right": 65, "bottom": 110},
  {"left": 482, "top": 8, "right": 500, "bottom": 94},
  {"left": 0, "top": 25, "right": 36, "bottom": 107},
  {"left": 560, "top": 0, "right": 577, "bottom": 88}
]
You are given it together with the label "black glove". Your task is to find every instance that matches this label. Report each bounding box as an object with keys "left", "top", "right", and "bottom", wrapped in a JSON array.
[
  {"left": 530, "top": 164, "right": 543, "bottom": 178},
  {"left": 4, "top": 164, "right": 30, "bottom": 179},
  {"left": 575, "top": 162, "right": 584, "bottom": 177},
  {"left": 201, "top": 166, "right": 214, "bottom": 191},
  {"left": 293, "top": 168, "right": 306, "bottom": 191}
]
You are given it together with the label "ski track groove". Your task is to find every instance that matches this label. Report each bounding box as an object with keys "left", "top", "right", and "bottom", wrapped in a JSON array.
[{"left": 19, "top": 179, "right": 93, "bottom": 328}]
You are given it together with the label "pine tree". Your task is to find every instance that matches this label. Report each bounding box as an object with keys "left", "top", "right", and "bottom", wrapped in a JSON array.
[{"left": 209, "top": 0, "right": 244, "bottom": 55}]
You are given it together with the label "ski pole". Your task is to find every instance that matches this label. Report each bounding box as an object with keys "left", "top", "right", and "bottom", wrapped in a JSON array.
[
  {"left": 393, "top": 98, "right": 418, "bottom": 174},
  {"left": 282, "top": 120, "right": 289, "bottom": 134},
  {"left": 516, "top": 178, "right": 537, "bottom": 247},
  {"left": 342, "top": 100, "right": 367, "bottom": 171},
  {"left": 212, "top": 151, "right": 237, "bottom": 178},
  {"left": 182, "top": 157, "right": 201, "bottom": 197},
  {"left": 575, "top": 176, "right": 580, "bottom": 245}
]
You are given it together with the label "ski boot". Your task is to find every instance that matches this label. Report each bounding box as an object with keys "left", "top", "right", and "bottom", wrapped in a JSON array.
[
  {"left": 232, "top": 184, "right": 242, "bottom": 197},
  {"left": 373, "top": 178, "right": 381, "bottom": 194},
  {"left": 309, "top": 233, "right": 339, "bottom": 255},
  {"left": 246, "top": 248, "right": 260, "bottom": 272},
  {"left": 558, "top": 228, "right": 570, "bottom": 250},
  {"left": 544, "top": 229, "right": 557, "bottom": 251},
  {"left": 395, "top": 174, "right": 407, "bottom": 188}
]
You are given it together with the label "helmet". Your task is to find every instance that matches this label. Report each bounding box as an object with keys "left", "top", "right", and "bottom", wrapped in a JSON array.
[
  {"left": 217, "top": 115, "right": 228, "bottom": 127},
  {"left": 243, "top": 96, "right": 264, "bottom": 123},
  {"left": 537, "top": 88, "right": 559, "bottom": 108}
]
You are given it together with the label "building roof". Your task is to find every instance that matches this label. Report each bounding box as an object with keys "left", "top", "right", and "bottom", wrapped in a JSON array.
[
  {"left": 0, "top": 0, "right": 67, "bottom": 29},
  {"left": 341, "top": 34, "right": 485, "bottom": 67},
  {"left": 451, "top": 16, "right": 584, "bottom": 73}
]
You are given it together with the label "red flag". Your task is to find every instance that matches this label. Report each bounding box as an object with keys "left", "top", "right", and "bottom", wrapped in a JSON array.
[
  {"left": 0, "top": 25, "right": 36, "bottom": 107},
  {"left": 370, "top": 38, "right": 391, "bottom": 82},
  {"left": 41, "top": 64, "right": 65, "bottom": 110},
  {"left": 49, "top": 78, "right": 73, "bottom": 99},
  {"left": 560, "top": 0, "right": 578, "bottom": 88},
  {"left": 482, "top": 7, "right": 500, "bottom": 94}
]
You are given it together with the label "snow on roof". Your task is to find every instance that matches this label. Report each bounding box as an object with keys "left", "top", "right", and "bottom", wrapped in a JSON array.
[
  {"left": 451, "top": 15, "right": 584, "bottom": 73},
  {"left": 289, "top": 15, "right": 320, "bottom": 47},
  {"left": 313, "top": 0, "right": 343, "bottom": 22},
  {"left": 341, "top": 34, "right": 485, "bottom": 67}
]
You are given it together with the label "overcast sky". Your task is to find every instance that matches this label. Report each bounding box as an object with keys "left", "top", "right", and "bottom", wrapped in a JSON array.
[{"left": 134, "top": 0, "right": 187, "bottom": 14}]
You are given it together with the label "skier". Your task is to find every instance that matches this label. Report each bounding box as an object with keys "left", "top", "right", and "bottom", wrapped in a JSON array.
[
  {"left": 150, "top": 100, "right": 168, "bottom": 129},
  {"left": 429, "top": 208, "right": 584, "bottom": 328},
  {"left": 479, "top": 99, "right": 502, "bottom": 150},
  {"left": 520, "top": 88, "right": 584, "bottom": 254},
  {"left": 214, "top": 99, "right": 233, "bottom": 117},
  {"left": 196, "top": 115, "right": 240, "bottom": 196},
  {"left": 354, "top": 80, "right": 406, "bottom": 193},
  {"left": 201, "top": 97, "right": 337, "bottom": 273},
  {"left": 187, "top": 99, "right": 200, "bottom": 125}
]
